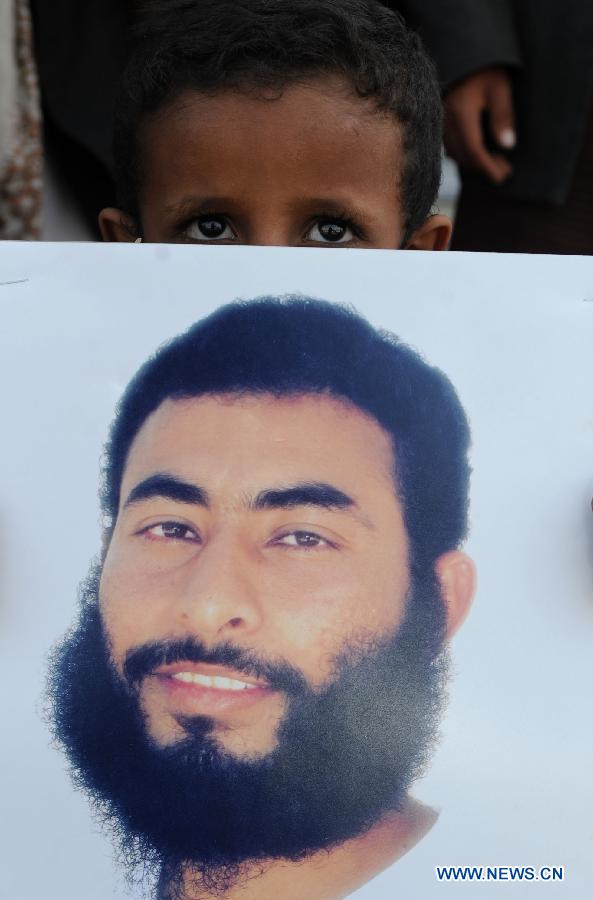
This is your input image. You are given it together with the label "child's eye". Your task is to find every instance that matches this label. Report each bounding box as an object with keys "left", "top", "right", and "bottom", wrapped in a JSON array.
[
  {"left": 139, "top": 521, "right": 201, "bottom": 543},
  {"left": 185, "top": 217, "right": 236, "bottom": 241},
  {"left": 306, "top": 220, "right": 355, "bottom": 244}
]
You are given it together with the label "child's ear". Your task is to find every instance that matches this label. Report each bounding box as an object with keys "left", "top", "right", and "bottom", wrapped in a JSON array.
[
  {"left": 405, "top": 214, "right": 452, "bottom": 251},
  {"left": 98, "top": 208, "right": 139, "bottom": 242}
]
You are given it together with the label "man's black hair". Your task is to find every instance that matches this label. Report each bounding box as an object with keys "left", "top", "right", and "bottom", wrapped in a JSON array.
[
  {"left": 114, "top": 0, "right": 442, "bottom": 241},
  {"left": 102, "top": 296, "right": 470, "bottom": 575}
]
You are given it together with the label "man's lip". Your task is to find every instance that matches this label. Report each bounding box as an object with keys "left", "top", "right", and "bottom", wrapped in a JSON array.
[{"left": 152, "top": 661, "right": 269, "bottom": 689}]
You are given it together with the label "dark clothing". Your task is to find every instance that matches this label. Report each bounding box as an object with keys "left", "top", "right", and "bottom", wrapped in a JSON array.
[
  {"left": 452, "top": 105, "right": 593, "bottom": 253},
  {"left": 30, "top": 0, "right": 129, "bottom": 232},
  {"left": 31, "top": 0, "right": 129, "bottom": 172},
  {"left": 392, "top": 0, "right": 593, "bottom": 205}
]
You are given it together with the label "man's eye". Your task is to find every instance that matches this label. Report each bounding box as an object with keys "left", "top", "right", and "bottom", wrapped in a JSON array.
[
  {"left": 185, "top": 217, "right": 236, "bottom": 241},
  {"left": 141, "top": 522, "right": 200, "bottom": 542},
  {"left": 306, "top": 220, "right": 355, "bottom": 244},
  {"left": 274, "top": 530, "right": 329, "bottom": 549}
]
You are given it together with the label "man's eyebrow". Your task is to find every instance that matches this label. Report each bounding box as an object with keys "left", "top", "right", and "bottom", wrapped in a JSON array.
[
  {"left": 123, "top": 474, "right": 209, "bottom": 509},
  {"left": 251, "top": 482, "right": 356, "bottom": 512},
  {"left": 122, "top": 476, "right": 371, "bottom": 526}
]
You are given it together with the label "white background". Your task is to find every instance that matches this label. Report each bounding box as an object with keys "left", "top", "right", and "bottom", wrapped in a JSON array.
[{"left": 0, "top": 243, "right": 592, "bottom": 899}]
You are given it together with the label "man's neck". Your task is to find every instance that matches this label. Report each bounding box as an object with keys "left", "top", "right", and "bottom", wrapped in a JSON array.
[{"left": 160, "top": 798, "right": 437, "bottom": 900}]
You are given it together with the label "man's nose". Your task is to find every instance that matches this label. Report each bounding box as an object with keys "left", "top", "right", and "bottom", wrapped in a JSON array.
[{"left": 176, "top": 535, "right": 264, "bottom": 637}]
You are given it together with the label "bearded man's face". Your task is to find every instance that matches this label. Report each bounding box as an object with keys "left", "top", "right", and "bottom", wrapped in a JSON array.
[{"left": 48, "top": 393, "right": 452, "bottom": 887}]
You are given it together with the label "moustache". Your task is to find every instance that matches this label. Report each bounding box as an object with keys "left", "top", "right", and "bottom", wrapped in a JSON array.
[{"left": 123, "top": 636, "right": 309, "bottom": 696}]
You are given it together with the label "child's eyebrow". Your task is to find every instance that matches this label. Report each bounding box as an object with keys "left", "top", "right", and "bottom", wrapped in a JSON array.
[
  {"left": 290, "top": 197, "right": 365, "bottom": 216},
  {"left": 163, "top": 195, "right": 375, "bottom": 220},
  {"left": 163, "top": 195, "right": 237, "bottom": 217}
]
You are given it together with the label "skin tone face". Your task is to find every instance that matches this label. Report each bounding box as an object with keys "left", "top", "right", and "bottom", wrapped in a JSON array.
[
  {"left": 100, "top": 394, "right": 412, "bottom": 760},
  {"left": 101, "top": 392, "right": 474, "bottom": 765},
  {"left": 97, "top": 392, "right": 475, "bottom": 898},
  {"left": 99, "top": 78, "right": 451, "bottom": 250}
]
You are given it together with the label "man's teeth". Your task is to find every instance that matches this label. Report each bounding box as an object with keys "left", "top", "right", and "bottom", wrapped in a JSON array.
[{"left": 171, "top": 672, "right": 257, "bottom": 690}]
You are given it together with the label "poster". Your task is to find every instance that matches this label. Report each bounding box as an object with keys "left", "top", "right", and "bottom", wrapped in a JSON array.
[{"left": 1, "top": 242, "right": 592, "bottom": 899}]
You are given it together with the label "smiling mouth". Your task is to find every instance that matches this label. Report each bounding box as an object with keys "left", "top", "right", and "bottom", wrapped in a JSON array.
[
  {"left": 153, "top": 662, "right": 271, "bottom": 699},
  {"left": 169, "top": 672, "right": 258, "bottom": 691},
  {"left": 150, "top": 662, "right": 272, "bottom": 712}
]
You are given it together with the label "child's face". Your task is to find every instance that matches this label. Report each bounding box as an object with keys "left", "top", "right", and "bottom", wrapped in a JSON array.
[{"left": 100, "top": 78, "right": 450, "bottom": 250}]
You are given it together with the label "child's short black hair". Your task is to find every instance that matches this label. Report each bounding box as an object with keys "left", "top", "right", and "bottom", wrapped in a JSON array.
[{"left": 114, "top": 0, "right": 443, "bottom": 240}]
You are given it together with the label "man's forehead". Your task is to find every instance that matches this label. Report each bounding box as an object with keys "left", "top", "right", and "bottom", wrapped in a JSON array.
[{"left": 119, "top": 391, "right": 399, "bottom": 503}]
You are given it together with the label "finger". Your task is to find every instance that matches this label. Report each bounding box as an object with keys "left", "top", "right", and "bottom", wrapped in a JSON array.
[
  {"left": 488, "top": 76, "right": 516, "bottom": 149},
  {"left": 487, "top": 153, "right": 513, "bottom": 181},
  {"left": 454, "top": 104, "right": 511, "bottom": 182}
]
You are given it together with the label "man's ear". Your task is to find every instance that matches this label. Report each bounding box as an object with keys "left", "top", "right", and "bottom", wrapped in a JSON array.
[
  {"left": 434, "top": 550, "right": 476, "bottom": 639},
  {"left": 405, "top": 214, "right": 452, "bottom": 251},
  {"left": 99, "top": 207, "right": 139, "bottom": 242}
]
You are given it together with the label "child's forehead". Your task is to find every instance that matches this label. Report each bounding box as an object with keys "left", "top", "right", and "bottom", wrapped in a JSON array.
[
  {"left": 151, "top": 75, "right": 397, "bottom": 138},
  {"left": 142, "top": 77, "right": 402, "bottom": 183}
]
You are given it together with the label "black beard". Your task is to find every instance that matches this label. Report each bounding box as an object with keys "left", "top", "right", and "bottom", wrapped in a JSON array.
[{"left": 46, "top": 562, "right": 449, "bottom": 897}]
